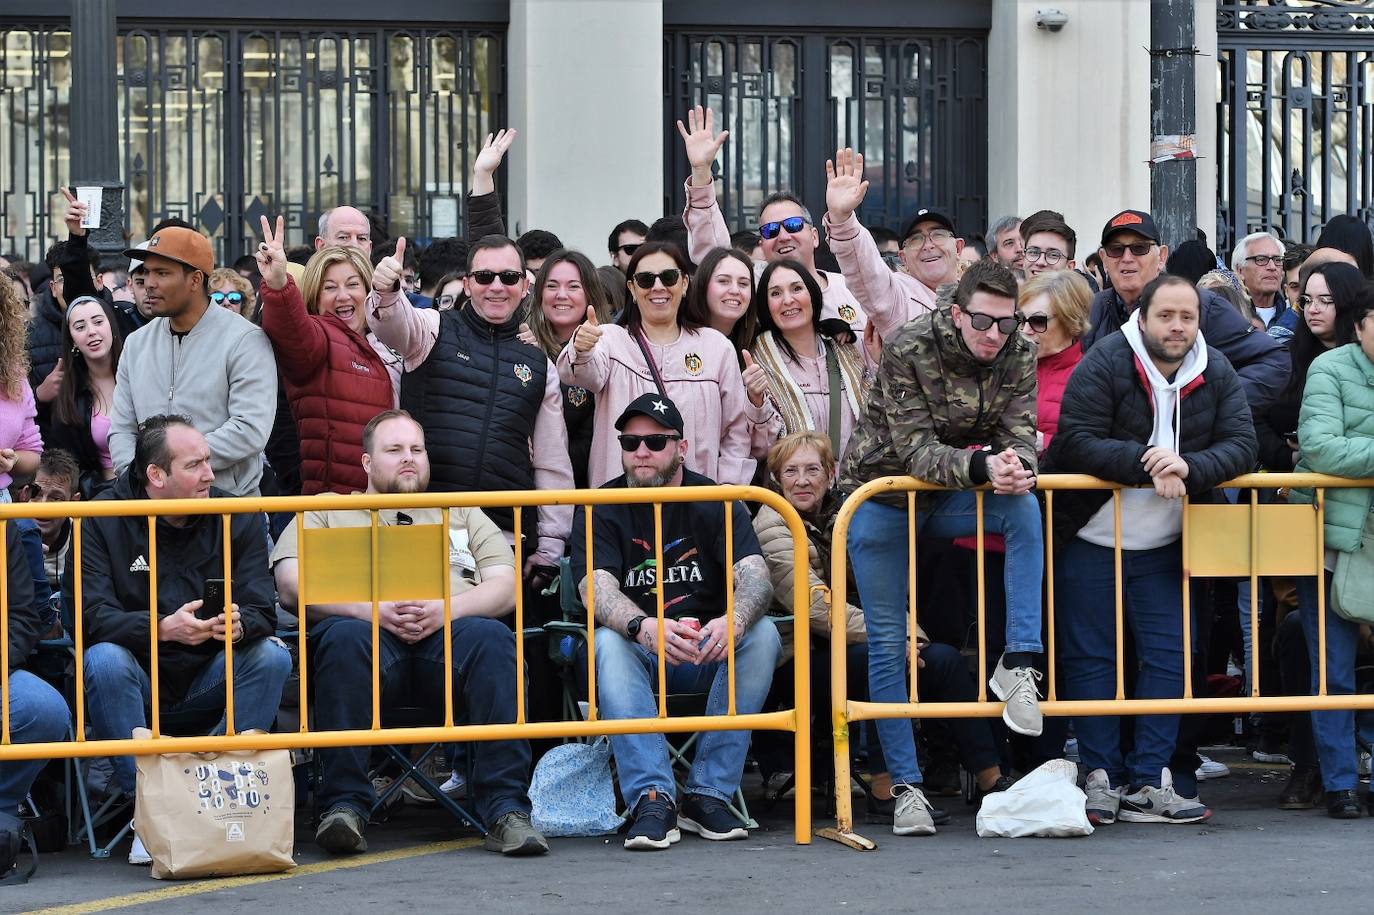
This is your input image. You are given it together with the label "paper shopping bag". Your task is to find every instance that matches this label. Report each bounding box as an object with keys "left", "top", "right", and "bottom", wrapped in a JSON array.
[{"left": 133, "top": 728, "right": 295, "bottom": 879}]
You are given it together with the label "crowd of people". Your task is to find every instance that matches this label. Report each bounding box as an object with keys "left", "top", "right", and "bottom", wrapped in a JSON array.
[{"left": 1, "top": 106, "right": 1373, "bottom": 875}]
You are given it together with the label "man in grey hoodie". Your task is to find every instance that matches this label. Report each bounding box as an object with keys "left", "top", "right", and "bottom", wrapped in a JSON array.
[
  {"left": 1045, "top": 274, "right": 1257, "bottom": 828},
  {"left": 109, "top": 228, "right": 277, "bottom": 496}
]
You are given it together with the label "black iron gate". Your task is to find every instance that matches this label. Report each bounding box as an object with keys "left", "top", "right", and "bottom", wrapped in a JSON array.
[
  {"left": 1, "top": 21, "right": 503, "bottom": 264},
  {"left": 1217, "top": 0, "right": 1374, "bottom": 254},
  {"left": 664, "top": 28, "right": 987, "bottom": 239}
]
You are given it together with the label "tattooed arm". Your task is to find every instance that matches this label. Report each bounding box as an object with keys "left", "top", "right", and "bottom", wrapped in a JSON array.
[
  {"left": 580, "top": 569, "right": 646, "bottom": 636},
  {"left": 730, "top": 554, "right": 774, "bottom": 631}
]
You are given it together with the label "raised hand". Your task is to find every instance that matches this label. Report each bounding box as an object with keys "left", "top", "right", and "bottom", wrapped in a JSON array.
[
  {"left": 60, "top": 187, "right": 88, "bottom": 238},
  {"left": 573, "top": 304, "right": 603, "bottom": 356},
  {"left": 373, "top": 237, "right": 406, "bottom": 294},
  {"left": 676, "top": 105, "right": 729, "bottom": 186},
  {"left": 825, "top": 148, "right": 870, "bottom": 222},
  {"left": 255, "top": 214, "right": 289, "bottom": 291},
  {"left": 862, "top": 320, "right": 883, "bottom": 364},
  {"left": 472, "top": 129, "right": 517, "bottom": 195},
  {"left": 741, "top": 349, "right": 769, "bottom": 408}
]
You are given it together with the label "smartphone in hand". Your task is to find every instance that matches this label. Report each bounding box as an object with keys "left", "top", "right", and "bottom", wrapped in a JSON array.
[{"left": 198, "top": 578, "right": 225, "bottom": 621}]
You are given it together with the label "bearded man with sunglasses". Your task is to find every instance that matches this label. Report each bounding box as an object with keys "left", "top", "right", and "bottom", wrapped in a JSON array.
[
  {"left": 367, "top": 234, "right": 575, "bottom": 588},
  {"left": 572, "top": 394, "right": 780, "bottom": 851},
  {"left": 839, "top": 261, "right": 1046, "bottom": 836},
  {"left": 1082, "top": 210, "right": 1288, "bottom": 412}
]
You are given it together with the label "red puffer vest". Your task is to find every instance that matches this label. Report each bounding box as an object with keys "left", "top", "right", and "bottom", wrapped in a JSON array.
[{"left": 260, "top": 278, "right": 397, "bottom": 494}]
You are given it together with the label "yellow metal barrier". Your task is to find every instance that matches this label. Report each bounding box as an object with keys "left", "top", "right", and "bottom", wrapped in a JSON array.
[
  {"left": 823, "top": 472, "right": 1374, "bottom": 848},
  {"left": 0, "top": 485, "right": 812, "bottom": 845}
]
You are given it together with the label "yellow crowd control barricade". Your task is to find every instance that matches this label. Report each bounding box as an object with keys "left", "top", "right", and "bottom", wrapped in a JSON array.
[
  {"left": 821, "top": 472, "right": 1374, "bottom": 850},
  {"left": 0, "top": 485, "right": 812, "bottom": 845}
]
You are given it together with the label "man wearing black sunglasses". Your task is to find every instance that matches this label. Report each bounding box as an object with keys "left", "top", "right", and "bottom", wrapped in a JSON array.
[
  {"left": 1082, "top": 209, "right": 1288, "bottom": 412},
  {"left": 571, "top": 393, "right": 779, "bottom": 850}
]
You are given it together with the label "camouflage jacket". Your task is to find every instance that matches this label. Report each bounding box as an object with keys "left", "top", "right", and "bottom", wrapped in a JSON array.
[{"left": 838, "top": 294, "right": 1039, "bottom": 501}]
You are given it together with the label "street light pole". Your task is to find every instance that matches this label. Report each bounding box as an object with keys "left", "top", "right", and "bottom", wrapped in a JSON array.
[
  {"left": 1149, "top": 0, "right": 1198, "bottom": 252},
  {"left": 69, "top": 0, "right": 125, "bottom": 257}
]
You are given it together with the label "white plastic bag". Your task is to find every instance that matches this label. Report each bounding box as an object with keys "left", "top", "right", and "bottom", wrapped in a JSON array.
[
  {"left": 975, "top": 759, "right": 1094, "bottom": 838},
  {"left": 529, "top": 737, "right": 622, "bottom": 837}
]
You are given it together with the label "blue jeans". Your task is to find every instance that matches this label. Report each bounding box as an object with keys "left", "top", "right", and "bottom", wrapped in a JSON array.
[
  {"left": 0, "top": 671, "right": 70, "bottom": 816},
  {"left": 310, "top": 615, "right": 533, "bottom": 827},
  {"left": 594, "top": 618, "right": 781, "bottom": 807},
  {"left": 83, "top": 639, "right": 292, "bottom": 795},
  {"left": 1057, "top": 538, "right": 1188, "bottom": 789},
  {"left": 1296, "top": 574, "right": 1363, "bottom": 792},
  {"left": 847, "top": 495, "right": 1043, "bottom": 786}
]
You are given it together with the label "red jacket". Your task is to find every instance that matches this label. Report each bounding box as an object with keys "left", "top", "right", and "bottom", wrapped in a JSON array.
[
  {"left": 1037, "top": 341, "right": 1083, "bottom": 455},
  {"left": 260, "top": 278, "right": 398, "bottom": 494}
]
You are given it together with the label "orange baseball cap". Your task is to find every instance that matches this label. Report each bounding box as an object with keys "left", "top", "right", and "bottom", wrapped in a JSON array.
[{"left": 123, "top": 227, "right": 214, "bottom": 277}]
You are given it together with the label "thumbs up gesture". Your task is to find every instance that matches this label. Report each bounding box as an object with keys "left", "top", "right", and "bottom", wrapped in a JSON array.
[
  {"left": 373, "top": 237, "right": 406, "bottom": 294},
  {"left": 573, "top": 304, "right": 603, "bottom": 355},
  {"left": 741, "top": 349, "right": 769, "bottom": 408}
]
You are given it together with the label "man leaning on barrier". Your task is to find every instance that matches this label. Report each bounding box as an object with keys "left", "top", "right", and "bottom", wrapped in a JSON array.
[
  {"left": 76, "top": 415, "right": 291, "bottom": 865},
  {"left": 271, "top": 409, "right": 548, "bottom": 858},
  {"left": 839, "top": 260, "right": 1045, "bottom": 837},
  {"left": 1045, "top": 275, "right": 1257, "bottom": 826},
  {"left": 572, "top": 393, "right": 781, "bottom": 851}
]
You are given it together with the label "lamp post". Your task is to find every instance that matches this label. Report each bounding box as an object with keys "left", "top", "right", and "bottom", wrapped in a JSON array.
[{"left": 69, "top": 0, "right": 126, "bottom": 257}]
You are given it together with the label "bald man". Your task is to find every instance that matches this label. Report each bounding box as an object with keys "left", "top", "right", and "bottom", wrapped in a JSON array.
[
  {"left": 1302, "top": 246, "right": 1359, "bottom": 271},
  {"left": 316, "top": 206, "right": 373, "bottom": 253}
]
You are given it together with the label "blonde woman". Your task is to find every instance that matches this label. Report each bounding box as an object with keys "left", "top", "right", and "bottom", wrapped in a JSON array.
[
  {"left": 0, "top": 277, "right": 42, "bottom": 496},
  {"left": 1017, "top": 269, "right": 1092, "bottom": 454},
  {"left": 209, "top": 267, "right": 257, "bottom": 318},
  {"left": 256, "top": 218, "right": 399, "bottom": 494}
]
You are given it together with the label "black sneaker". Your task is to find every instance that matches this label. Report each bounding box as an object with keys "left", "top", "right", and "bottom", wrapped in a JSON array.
[
  {"left": 678, "top": 793, "right": 748, "bottom": 841},
  {"left": 624, "top": 789, "right": 680, "bottom": 850},
  {"left": 316, "top": 805, "right": 368, "bottom": 854},
  {"left": 1325, "top": 789, "right": 1362, "bottom": 819}
]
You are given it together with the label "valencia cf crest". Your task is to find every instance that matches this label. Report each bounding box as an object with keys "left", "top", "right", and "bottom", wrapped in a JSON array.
[
  {"left": 839, "top": 303, "right": 857, "bottom": 323},
  {"left": 513, "top": 363, "right": 533, "bottom": 387},
  {"left": 567, "top": 385, "right": 588, "bottom": 407},
  {"left": 684, "top": 353, "right": 703, "bottom": 375}
]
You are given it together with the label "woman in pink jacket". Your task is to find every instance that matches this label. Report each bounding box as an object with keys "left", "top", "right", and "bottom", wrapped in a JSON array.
[{"left": 558, "top": 242, "right": 754, "bottom": 487}]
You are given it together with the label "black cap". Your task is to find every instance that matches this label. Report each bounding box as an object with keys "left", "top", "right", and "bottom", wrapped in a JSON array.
[
  {"left": 900, "top": 206, "right": 956, "bottom": 242},
  {"left": 615, "top": 393, "right": 685, "bottom": 435},
  {"left": 1100, "top": 209, "right": 1160, "bottom": 247}
]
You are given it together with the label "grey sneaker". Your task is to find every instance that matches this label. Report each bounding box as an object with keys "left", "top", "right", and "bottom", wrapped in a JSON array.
[
  {"left": 891, "top": 783, "right": 937, "bottom": 836},
  {"left": 1084, "top": 768, "right": 1123, "bottom": 826},
  {"left": 1119, "top": 769, "right": 1211, "bottom": 824},
  {"left": 989, "top": 656, "right": 1044, "bottom": 737},
  {"left": 484, "top": 811, "right": 550, "bottom": 856},
  {"left": 316, "top": 805, "right": 368, "bottom": 854}
]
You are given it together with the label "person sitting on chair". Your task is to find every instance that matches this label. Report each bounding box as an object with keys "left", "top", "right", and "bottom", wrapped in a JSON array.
[
  {"left": 271, "top": 409, "right": 548, "bottom": 857},
  {"left": 572, "top": 393, "right": 781, "bottom": 851}
]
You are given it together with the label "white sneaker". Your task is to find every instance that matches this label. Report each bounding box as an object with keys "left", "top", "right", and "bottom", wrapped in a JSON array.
[
  {"left": 439, "top": 771, "right": 467, "bottom": 799},
  {"left": 1195, "top": 755, "right": 1230, "bottom": 781},
  {"left": 989, "top": 656, "right": 1044, "bottom": 737},
  {"left": 128, "top": 828, "right": 151, "bottom": 866},
  {"left": 891, "top": 783, "right": 936, "bottom": 836},
  {"left": 1084, "top": 768, "right": 1123, "bottom": 826},
  {"left": 1118, "top": 769, "right": 1211, "bottom": 824},
  {"left": 1251, "top": 749, "right": 1293, "bottom": 765}
]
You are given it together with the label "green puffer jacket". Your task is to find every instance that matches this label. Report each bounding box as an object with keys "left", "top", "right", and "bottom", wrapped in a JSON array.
[
  {"left": 1292, "top": 342, "right": 1374, "bottom": 552},
  {"left": 838, "top": 294, "right": 1038, "bottom": 503}
]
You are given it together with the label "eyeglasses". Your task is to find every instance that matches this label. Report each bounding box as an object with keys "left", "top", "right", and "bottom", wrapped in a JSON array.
[
  {"left": 631, "top": 269, "right": 682, "bottom": 290},
  {"left": 1297, "top": 293, "right": 1335, "bottom": 311},
  {"left": 1023, "top": 313, "right": 1053, "bottom": 334},
  {"left": 470, "top": 269, "right": 524, "bottom": 286},
  {"left": 1244, "top": 254, "right": 1281, "bottom": 267},
  {"left": 210, "top": 291, "right": 244, "bottom": 307},
  {"left": 962, "top": 308, "right": 1024, "bottom": 335},
  {"left": 1023, "top": 247, "right": 1067, "bottom": 266},
  {"left": 617, "top": 433, "right": 681, "bottom": 452},
  {"left": 23, "top": 483, "right": 70, "bottom": 503},
  {"left": 435, "top": 293, "right": 458, "bottom": 309},
  {"left": 1102, "top": 242, "right": 1156, "bottom": 258},
  {"left": 903, "top": 229, "right": 955, "bottom": 249},
  {"left": 758, "top": 216, "right": 810, "bottom": 240},
  {"left": 616, "top": 243, "right": 642, "bottom": 257}
]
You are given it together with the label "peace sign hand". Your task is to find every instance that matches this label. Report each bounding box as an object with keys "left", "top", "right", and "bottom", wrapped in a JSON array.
[
  {"left": 60, "top": 187, "right": 88, "bottom": 238},
  {"left": 256, "top": 214, "right": 289, "bottom": 291}
]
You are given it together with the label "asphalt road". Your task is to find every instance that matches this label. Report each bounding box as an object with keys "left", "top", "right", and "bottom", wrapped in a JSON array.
[{"left": 7, "top": 747, "right": 1372, "bottom": 914}]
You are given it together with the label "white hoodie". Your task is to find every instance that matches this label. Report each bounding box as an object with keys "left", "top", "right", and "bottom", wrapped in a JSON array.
[{"left": 1076, "top": 319, "right": 1208, "bottom": 550}]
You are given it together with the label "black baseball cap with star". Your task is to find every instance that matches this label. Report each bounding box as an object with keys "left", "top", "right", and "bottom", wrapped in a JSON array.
[{"left": 615, "top": 393, "right": 685, "bottom": 435}]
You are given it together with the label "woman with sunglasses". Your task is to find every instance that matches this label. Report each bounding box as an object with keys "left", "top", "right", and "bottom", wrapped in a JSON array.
[
  {"left": 256, "top": 217, "right": 400, "bottom": 495},
  {"left": 687, "top": 247, "right": 758, "bottom": 364},
  {"left": 558, "top": 241, "right": 754, "bottom": 487},
  {"left": 1017, "top": 270, "right": 1092, "bottom": 455},
  {"left": 47, "top": 294, "right": 125, "bottom": 495},
  {"left": 0, "top": 276, "right": 42, "bottom": 498},
  {"left": 743, "top": 259, "right": 870, "bottom": 462},
  {"left": 525, "top": 249, "right": 614, "bottom": 488},
  {"left": 209, "top": 268, "right": 257, "bottom": 318}
]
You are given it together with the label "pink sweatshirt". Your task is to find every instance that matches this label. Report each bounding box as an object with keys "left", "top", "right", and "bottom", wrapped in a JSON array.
[
  {"left": 682, "top": 180, "right": 867, "bottom": 334},
  {"left": 821, "top": 211, "right": 938, "bottom": 340},
  {"left": 365, "top": 290, "right": 575, "bottom": 564},
  {"left": 0, "top": 381, "right": 43, "bottom": 489},
  {"left": 557, "top": 323, "right": 755, "bottom": 487}
]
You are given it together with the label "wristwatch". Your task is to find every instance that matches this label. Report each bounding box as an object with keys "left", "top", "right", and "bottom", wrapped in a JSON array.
[{"left": 626, "top": 615, "right": 648, "bottom": 643}]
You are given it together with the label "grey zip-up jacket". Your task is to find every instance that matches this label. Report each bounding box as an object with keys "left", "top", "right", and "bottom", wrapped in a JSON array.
[{"left": 109, "top": 301, "right": 277, "bottom": 495}]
